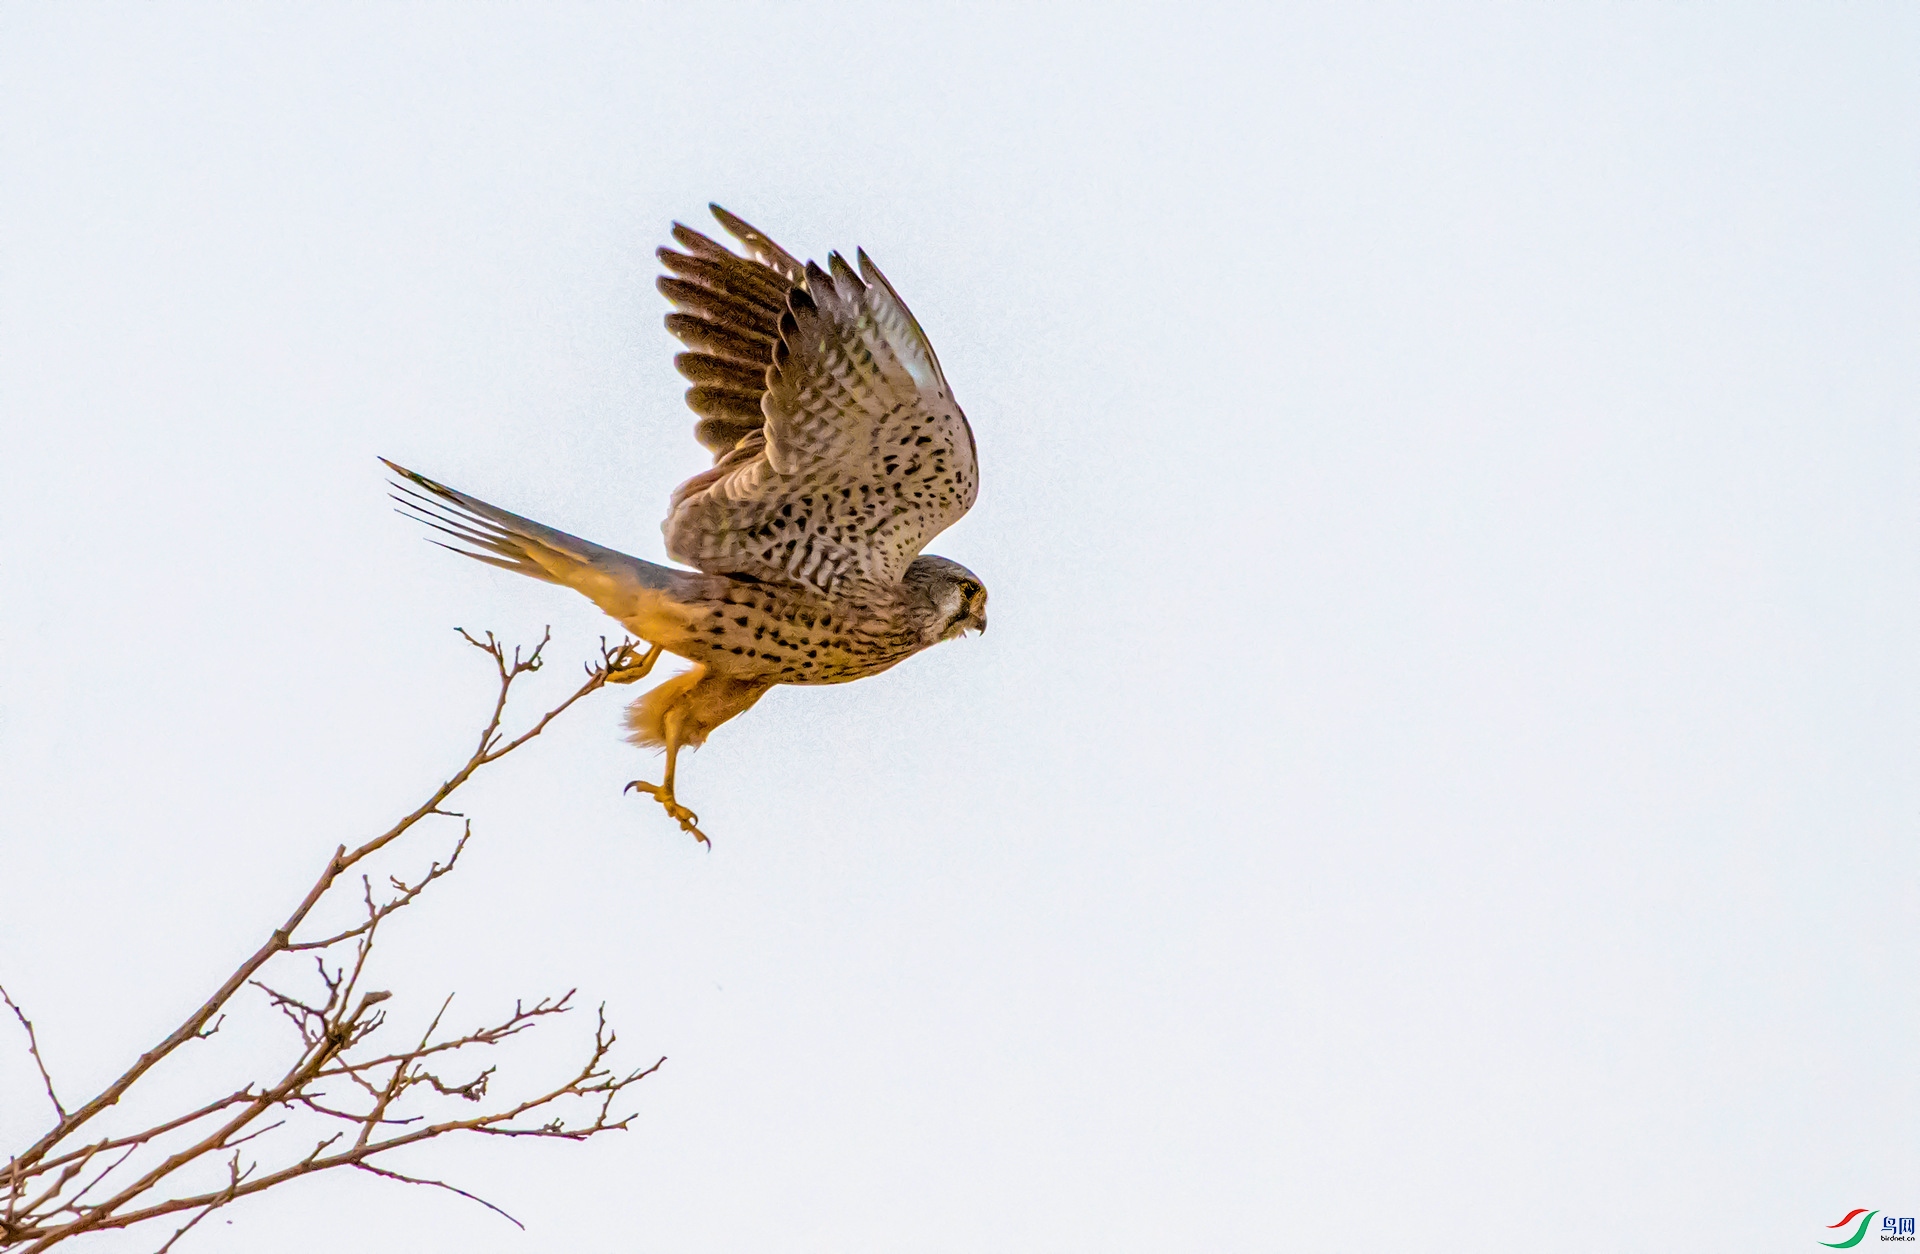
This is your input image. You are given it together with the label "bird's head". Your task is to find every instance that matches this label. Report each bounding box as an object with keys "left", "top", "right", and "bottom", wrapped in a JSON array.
[{"left": 906, "top": 555, "right": 989, "bottom": 644}]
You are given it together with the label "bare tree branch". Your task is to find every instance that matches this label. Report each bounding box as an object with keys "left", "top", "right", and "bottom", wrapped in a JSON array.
[{"left": 1, "top": 633, "right": 663, "bottom": 1251}]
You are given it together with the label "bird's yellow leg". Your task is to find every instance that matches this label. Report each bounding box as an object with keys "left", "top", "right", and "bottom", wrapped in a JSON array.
[
  {"left": 606, "top": 642, "right": 663, "bottom": 685},
  {"left": 624, "top": 706, "right": 710, "bottom": 845}
]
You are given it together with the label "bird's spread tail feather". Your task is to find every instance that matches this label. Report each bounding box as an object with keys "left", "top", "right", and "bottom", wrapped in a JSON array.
[{"left": 383, "top": 458, "right": 693, "bottom": 629}]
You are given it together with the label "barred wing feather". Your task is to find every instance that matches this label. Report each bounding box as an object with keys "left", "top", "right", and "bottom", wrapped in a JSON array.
[{"left": 657, "top": 207, "right": 978, "bottom": 595}]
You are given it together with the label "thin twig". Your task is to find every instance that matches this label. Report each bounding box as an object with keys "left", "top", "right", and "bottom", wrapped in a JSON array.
[
  {"left": 1, "top": 988, "right": 66, "bottom": 1121},
  {"left": 352, "top": 1161, "right": 523, "bottom": 1229},
  {"left": 149, "top": 1151, "right": 248, "bottom": 1254}
]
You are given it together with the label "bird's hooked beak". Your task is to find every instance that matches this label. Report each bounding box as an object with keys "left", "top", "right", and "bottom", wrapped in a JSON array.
[{"left": 941, "top": 580, "right": 987, "bottom": 641}]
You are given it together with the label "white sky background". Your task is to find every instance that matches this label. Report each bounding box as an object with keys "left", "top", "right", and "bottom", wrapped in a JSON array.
[{"left": 0, "top": 4, "right": 1914, "bottom": 1250}]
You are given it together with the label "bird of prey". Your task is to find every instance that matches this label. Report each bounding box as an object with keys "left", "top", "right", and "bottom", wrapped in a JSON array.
[{"left": 387, "top": 205, "right": 986, "bottom": 843}]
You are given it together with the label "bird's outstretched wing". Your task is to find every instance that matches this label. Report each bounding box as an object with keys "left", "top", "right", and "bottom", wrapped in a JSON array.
[{"left": 658, "top": 205, "right": 978, "bottom": 595}]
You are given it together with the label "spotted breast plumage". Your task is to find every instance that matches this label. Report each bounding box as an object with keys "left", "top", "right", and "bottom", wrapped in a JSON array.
[{"left": 386, "top": 205, "right": 987, "bottom": 842}]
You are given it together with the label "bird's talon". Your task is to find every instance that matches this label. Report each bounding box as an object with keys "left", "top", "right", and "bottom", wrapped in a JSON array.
[
  {"left": 625, "top": 779, "right": 710, "bottom": 844},
  {"left": 606, "top": 643, "right": 663, "bottom": 685}
]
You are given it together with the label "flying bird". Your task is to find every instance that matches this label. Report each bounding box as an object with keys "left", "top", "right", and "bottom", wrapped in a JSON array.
[{"left": 387, "top": 205, "right": 986, "bottom": 843}]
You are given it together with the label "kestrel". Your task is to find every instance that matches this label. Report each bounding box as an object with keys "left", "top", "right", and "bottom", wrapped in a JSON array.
[{"left": 387, "top": 205, "right": 986, "bottom": 842}]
